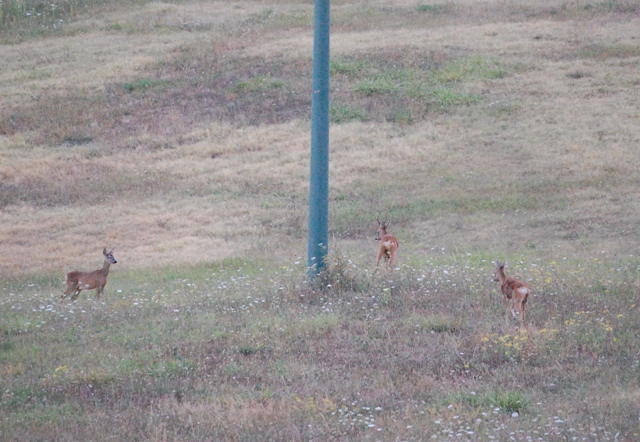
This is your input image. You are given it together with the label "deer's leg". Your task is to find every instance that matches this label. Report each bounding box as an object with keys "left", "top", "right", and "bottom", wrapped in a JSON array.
[
  {"left": 517, "top": 307, "right": 525, "bottom": 328},
  {"left": 71, "top": 288, "right": 82, "bottom": 301},
  {"left": 503, "top": 295, "right": 511, "bottom": 324},
  {"left": 376, "top": 249, "right": 384, "bottom": 267},
  {"left": 519, "top": 298, "right": 527, "bottom": 325},
  {"left": 388, "top": 249, "right": 397, "bottom": 269},
  {"left": 62, "top": 281, "right": 77, "bottom": 299}
]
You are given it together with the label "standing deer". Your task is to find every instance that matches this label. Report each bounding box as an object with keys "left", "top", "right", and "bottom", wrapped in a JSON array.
[
  {"left": 62, "top": 248, "right": 117, "bottom": 300},
  {"left": 375, "top": 217, "right": 399, "bottom": 270},
  {"left": 493, "top": 261, "right": 529, "bottom": 327}
]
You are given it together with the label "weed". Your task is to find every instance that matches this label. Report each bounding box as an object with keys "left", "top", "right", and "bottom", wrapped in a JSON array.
[
  {"left": 330, "top": 59, "right": 367, "bottom": 76},
  {"left": 238, "top": 345, "right": 257, "bottom": 356},
  {"left": 354, "top": 75, "right": 397, "bottom": 95},
  {"left": 309, "top": 251, "right": 369, "bottom": 295},
  {"left": 330, "top": 104, "right": 368, "bottom": 123},
  {"left": 487, "top": 390, "right": 529, "bottom": 415},
  {"left": 123, "top": 78, "right": 167, "bottom": 93},
  {"left": 477, "top": 330, "right": 531, "bottom": 364}
]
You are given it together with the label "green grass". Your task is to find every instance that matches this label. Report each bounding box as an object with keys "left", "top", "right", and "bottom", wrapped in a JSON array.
[
  {"left": 433, "top": 55, "right": 510, "bottom": 83},
  {"left": 235, "top": 75, "right": 284, "bottom": 92},
  {"left": 430, "top": 86, "right": 482, "bottom": 107},
  {"left": 330, "top": 59, "right": 368, "bottom": 76},
  {"left": 444, "top": 389, "right": 530, "bottom": 414},
  {"left": 123, "top": 78, "right": 168, "bottom": 93},
  {"left": 329, "top": 104, "right": 368, "bottom": 123},
  {"left": 354, "top": 75, "right": 398, "bottom": 95},
  {"left": 2, "top": 254, "right": 639, "bottom": 439},
  {"left": 346, "top": 55, "right": 510, "bottom": 110}
]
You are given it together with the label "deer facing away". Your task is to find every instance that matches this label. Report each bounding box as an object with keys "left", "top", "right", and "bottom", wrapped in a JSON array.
[
  {"left": 62, "top": 248, "right": 117, "bottom": 301},
  {"left": 375, "top": 217, "right": 399, "bottom": 270},
  {"left": 493, "top": 261, "right": 529, "bottom": 326}
]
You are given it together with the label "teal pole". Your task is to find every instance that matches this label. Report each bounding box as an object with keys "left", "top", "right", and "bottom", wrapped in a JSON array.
[{"left": 308, "top": 0, "right": 330, "bottom": 275}]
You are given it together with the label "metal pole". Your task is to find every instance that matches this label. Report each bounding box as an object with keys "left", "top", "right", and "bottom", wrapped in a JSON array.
[{"left": 307, "top": 0, "right": 330, "bottom": 275}]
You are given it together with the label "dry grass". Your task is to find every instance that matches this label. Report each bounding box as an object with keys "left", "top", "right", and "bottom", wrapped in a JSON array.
[
  {"left": 2, "top": 0, "right": 639, "bottom": 273},
  {"left": 2, "top": 0, "right": 640, "bottom": 440}
]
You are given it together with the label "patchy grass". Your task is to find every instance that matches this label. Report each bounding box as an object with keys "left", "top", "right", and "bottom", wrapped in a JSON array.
[
  {"left": 1, "top": 48, "right": 512, "bottom": 148},
  {"left": 123, "top": 78, "right": 168, "bottom": 93},
  {"left": 329, "top": 104, "right": 368, "bottom": 123},
  {"left": 235, "top": 75, "right": 284, "bottom": 92}
]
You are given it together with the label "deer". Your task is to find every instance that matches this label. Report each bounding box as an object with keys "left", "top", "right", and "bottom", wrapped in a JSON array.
[
  {"left": 375, "top": 217, "right": 399, "bottom": 270},
  {"left": 62, "top": 248, "right": 117, "bottom": 301},
  {"left": 493, "top": 261, "right": 530, "bottom": 327}
]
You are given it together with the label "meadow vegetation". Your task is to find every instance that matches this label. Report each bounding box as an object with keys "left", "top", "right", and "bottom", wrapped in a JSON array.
[{"left": 1, "top": 0, "right": 640, "bottom": 440}]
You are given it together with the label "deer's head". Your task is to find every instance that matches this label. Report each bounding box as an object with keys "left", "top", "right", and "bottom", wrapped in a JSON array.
[
  {"left": 103, "top": 247, "right": 117, "bottom": 264},
  {"left": 493, "top": 260, "right": 505, "bottom": 282},
  {"left": 376, "top": 217, "right": 389, "bottom": 241}
]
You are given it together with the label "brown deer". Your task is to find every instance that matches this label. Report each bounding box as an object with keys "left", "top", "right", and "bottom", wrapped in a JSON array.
[
  {"left": 375, "top": 217, "right": 399, "bottom": 270},
  {"left": 493, "top": 261, "right": 529, "bottom": 327},
  {"left": 62, "top": 248, "right": 117, "bottom": 300}
]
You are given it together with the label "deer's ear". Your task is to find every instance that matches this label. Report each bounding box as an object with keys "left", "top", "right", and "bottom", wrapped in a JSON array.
[{"left": 103, "top": 248, "right": 108, "bottom": 255}]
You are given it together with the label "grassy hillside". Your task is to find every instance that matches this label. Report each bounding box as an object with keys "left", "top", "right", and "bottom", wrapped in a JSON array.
[{"left": 1, "top": 0, "right": 640, "bottom": 440}]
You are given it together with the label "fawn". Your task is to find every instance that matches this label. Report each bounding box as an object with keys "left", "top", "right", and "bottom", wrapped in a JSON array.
[
  {"left": 375, "top": 217, "right": 399, "bottom": 270},
  {"left": 493, "top": 261, "right": 530, "bottom": 326},
  {"left": 62, "top": 248, "right": 117, "bottom": 300}
]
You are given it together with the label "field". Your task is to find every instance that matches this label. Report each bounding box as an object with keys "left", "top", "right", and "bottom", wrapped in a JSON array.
[{"left": 1, "top": 0, "right": 640, "bottom": 440}]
